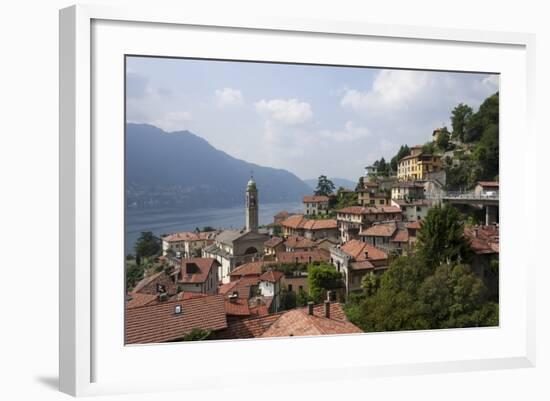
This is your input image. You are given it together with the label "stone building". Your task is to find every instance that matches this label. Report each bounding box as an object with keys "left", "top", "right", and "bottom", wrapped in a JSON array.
[
  {"left": 203, "top": 177, "right": 268, "bottom": 283},
  {"left": 303, "top": 195, "right": 330, "bottom": 216},
  {"left": 329, "top": 240, "right": 389, "bottom": 294}
]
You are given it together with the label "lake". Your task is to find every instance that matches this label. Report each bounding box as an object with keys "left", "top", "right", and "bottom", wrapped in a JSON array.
[{"left": 125, "top": 201, "right": 302, "bottom": 254}]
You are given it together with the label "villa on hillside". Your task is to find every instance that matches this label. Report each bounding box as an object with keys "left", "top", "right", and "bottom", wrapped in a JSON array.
[{"left": 397, "top": 145, "right": 442, "bottom": 181}]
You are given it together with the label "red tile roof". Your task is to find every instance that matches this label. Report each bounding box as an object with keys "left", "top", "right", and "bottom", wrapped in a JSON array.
[
  {"left": 125, "top": 295, "right": 227, "bottom": 344},
  {"left": 126, "top": 293, "right": 158, "bottom": 309},
  {"left": 264, "top": 236, "right": 284, "bottom": 248},
  {"left": 275, "top": 249, "right": 330, "bottom": 264},
  {"left": 229, "top": 261, "right": 271, "bottom": 278},
  {"left": 359, "top": 222, "right": 397, "bottom": 237},
  {"left": 477, "top": 181, "right": 499, "bottom": 188},
  {"left": 259, "top": 269, "right": 285, "bottom": 283},
  {"left": 285, "top": 235, "right": 316, "bottom": 249},
  {"left": 260, "top": 308, "right": 363, "bottom": 337},
  {"left": 132, "top": 271, "right": 169, "bottom": 294},
  {"left": 405, "top": 220, "right": 422, "bottom": 230},
  {"left": 340, "top": 240, "right": 388, "bottom": 262},
  {"left": 224, "top": 298, "right": 251, "bottom": 316},
  {"left": 177, "top": 258, "right": 218, "bottom": 284},
  {"left": 219, "top": 276, "right": 260, "bottom": 299},
  {"left": 350, "top": 260, "right": 375, "bottom": 270},
  {"left": 215, "top": 302, "right": 360, "bottom": 340},
  {"left": 464, "top": 225, "right": 499, "bottom": 255},
  {"left": 391, "top": 229, "right": 409, "bottom": 243},
  {"left": 303, "top": 195, "right": 330, "bottom": 203},
  {"left": 280, "top": 215, "right": 337, "bottom": 230}
]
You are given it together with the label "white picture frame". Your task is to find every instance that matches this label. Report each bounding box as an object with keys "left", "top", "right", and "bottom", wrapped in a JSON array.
[{"left": 59, "top": 4, "right": 536, "bottom": 397}]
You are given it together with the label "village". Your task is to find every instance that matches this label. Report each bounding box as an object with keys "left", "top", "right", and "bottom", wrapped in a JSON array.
[{"left": 125, "top": 123, "right": 500, "bottom": 344}]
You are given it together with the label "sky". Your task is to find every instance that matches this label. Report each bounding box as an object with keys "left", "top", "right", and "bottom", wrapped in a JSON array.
[{"left": 126, "top": 56, "right": 499, "bottom": 181}]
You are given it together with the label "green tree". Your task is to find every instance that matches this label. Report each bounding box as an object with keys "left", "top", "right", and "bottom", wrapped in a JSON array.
[
  {"left": 435, "top": 127, "right": 452, "bottom": 151},
  {"left": 182, "top": 328, "right": 212, "bottom": 341},
  {"left": 355, "top": 176, "right": 364, "bottom": 191},
  {"left": 451, "top": 103, "right": 473, "bottom": 142},
  {"left": 126, "top": 261, "right": 144, "bottom": 292},
  {"left": 334, "top": 187, "right": 358, "bottom": 209},
  {"left": 422, "top": 141, "right": 436, "bottom": 154},
  {"left": 416, "top": 204, "right": 473, "bottom": 269},
  {"left": 296, "top": 289, "right": 311, "bottom": 307},
  {"left": 280, "top": 289, "right": 297, "bottom": 310},
  {"left": 464, "top": 92, "right": 498, "bottom": 143},
  {"left": 390, "top": 145, "right": 411, "bottom": 172},
  {"left": 360, "top": 271, "right": 379, "bottom": 296},
  {"left": 314, "top": 175, "right": 335, "bottom": 196},
  {"left": 307, "top": 263, "right": 343, "bottom": 303},
  {"left": 134, "top": 231, "right": 161, "bottom": 258}
]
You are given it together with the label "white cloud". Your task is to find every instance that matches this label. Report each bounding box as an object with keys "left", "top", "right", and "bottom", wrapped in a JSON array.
[
  {"left": 341, "top": 70, "right": 431, "bottom": 113},
  {"left": 255, "top": 98, "right": 313, "bottom": 125},
  {"left": 214, "top": 88, "right": 244, "bottom": 109},
  {"left": 149, "top": 111, "right": 192, "bottom": 132},
  {"left": 320, "top": 121, "right": 371, "bottom": 142}
]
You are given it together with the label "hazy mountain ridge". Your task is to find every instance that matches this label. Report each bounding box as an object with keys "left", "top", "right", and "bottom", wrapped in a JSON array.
[{"left": 126, "top": 123, "right": 312, "bottom": 209}]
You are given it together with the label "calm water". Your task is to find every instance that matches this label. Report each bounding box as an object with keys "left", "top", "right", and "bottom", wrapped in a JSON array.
[{"left": 125, "top": 201, "right": 302, "bottom": 254}]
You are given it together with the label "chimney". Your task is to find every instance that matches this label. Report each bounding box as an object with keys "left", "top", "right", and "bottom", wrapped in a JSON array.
[
  {"left": 256, "top": 298, "right": 262, "bottom": 307},
  {"left": 364, "top": 250, "right": 369, "bottom": 259},
  {"left": 324, "top": 300, "right": 331, "bottom": 319},
  {"left": 307, "top": 301, "right": 314, "bottom": 315}
]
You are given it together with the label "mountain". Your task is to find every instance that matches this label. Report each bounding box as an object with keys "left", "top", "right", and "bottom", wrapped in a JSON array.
[
  {"left": 126, "top": 123, "right": 312, "bottom": 209},
  {"left": 304, "top": 177, "right": 358, "bottom": 191}
]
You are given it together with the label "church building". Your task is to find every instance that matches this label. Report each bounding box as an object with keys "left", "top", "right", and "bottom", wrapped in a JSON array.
[{"left": 202, "top": 177, "right": 269, "bottom": 283}]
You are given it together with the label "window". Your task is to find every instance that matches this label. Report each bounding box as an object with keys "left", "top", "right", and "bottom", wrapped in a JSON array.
[{"left": 288, "top": 284, "right": 293, "bottom": 292}]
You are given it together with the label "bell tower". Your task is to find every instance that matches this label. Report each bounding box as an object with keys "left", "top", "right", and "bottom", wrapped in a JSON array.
[{"left": 245, "top": 175, "right": 259, "bottom": 232}]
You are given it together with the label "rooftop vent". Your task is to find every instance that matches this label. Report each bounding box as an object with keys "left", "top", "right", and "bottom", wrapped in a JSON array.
[{"left": 307, "top": 301, "right": 314, "bottom": 315}]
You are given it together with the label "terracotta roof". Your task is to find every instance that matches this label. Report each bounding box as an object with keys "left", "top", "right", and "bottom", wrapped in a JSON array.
[
  {"left": 162, "top": 231, "right": 218, "bottom": 243},
  {"left": 477, "top": 181, "right": 499, "bottom": 188},
  {"left": 360, "top": 222, "right": 397, "bottom": 237},
  {"left": 132, "top": 271, "right": 167, "bottom": 294},
  {"left": 303, "top": 195, "right": 330, "bottom": 203},
  {"left": 264, "top": 236, "right": 284, "bottom": 248},
  {"left": 220, "top": 276, "right": 260, "bottom": 299},
  {"left": 302, "top": 219, "right": 337, "bottom": 230},
  {"left": 339, "top": 240, "right": 388, "bottom": 262},
  {"left": 391, "top": 229, "right": 409, "bottom": 243},
  {"left": 280, "top": 215, "right": 337, "bottom": 231},
  {"left": 224, "top": 298, "right": 251, "bottom": 316},
  {"left": 285, "top": 235, "right": 316, "bottom": 249},
  {"left": 275, "top": 249, "right": 330, "bottom": 264},
  {"left": 405, "top": 220, "right": 422, "bottom": 230},
  {"left": 259, "top": 269, "right": 285, "bottom": 283},
  {"left": 260, "top": 303, "right": 363, "bottom": 337},
  {"left": 215, "top": 302, "right": 359, "bottom": 340},
  {"left": 177, "top": 258, "right": 218, "bottom": 284},
  {"left": 169, "top": 292, "right": 209, "bottom": 301},
  {"left": 229, "top": 261, "right": 270, "bottom": 277},
  {"left": 464, "top": 225, "right": 499, "bottom": 255},
  {"left": 274, "top": 211, "right": 290, "bottom": 218},
  {"left": 126, "top": 293, "right": 158, "bottom": 309},
  {"left": 215, "top": 313, "right": 283, "bottom": 340},
  {"left": 350, "top": 260, "right": 375, "bottom": 270},
  {"left": 125, "top": 295, "right": 227, "bottom": 344}
]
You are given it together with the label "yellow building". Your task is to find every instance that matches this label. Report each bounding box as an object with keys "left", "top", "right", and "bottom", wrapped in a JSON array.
[{"left": 397, "top": 145, "right": 442, "bottom": 181}]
